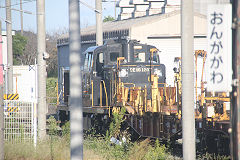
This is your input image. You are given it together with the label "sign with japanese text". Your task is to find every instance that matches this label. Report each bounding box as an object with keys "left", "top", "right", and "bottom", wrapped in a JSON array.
[{"left": 207, "top": 4, "right": 232, "bottom": 92}]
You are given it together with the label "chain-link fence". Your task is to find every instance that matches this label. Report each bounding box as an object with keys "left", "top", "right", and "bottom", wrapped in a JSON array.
[{"left": 4, "top": 100, "right": 37, "bottom": 143}]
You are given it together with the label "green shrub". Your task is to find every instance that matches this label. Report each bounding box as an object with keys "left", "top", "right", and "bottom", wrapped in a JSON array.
[
  {"left": 46, "top": 77, "right": 58, "bottom": 104},
  {"left": 84, "top": 136, "right": 129, "bottom": 160},
  {"left": 128, "top": 139, "right": 150, "bottom": 160},
  {"left": 108, "top": 107, "right": 126, "bottom": 138},
  {"left": 144, "top": 139, "right": 167, "bottom": 160}
]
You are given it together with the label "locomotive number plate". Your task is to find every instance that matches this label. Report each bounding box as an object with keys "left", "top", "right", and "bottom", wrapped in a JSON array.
[{"left": 129, "top": 67, "right": 150, "bottom": 72}]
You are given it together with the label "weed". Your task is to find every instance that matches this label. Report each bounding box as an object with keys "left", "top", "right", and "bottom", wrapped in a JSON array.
[
  {"left": 108, "top": 107, "right": 126, "bottom": 139},
  {"left": 128, "top": 139, "right": 150, "bottom": 160},
  {"left": 5, "top": 138, "right": 70, "bottom": 160},
  {"left": 144, "top": 139, "right": 167, "bottom": 160},
  {"left": 46, "top": 77, "right": 58, "bottom": 104},
  {"left": 197, "top": 153, "right": 230, "bottom": 160},
  {"left": 62, "top": 121, "right": 70, "bottom": 143}
]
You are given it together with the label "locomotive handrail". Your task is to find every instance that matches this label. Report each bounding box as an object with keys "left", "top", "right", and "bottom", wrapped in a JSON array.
[
  {"left": 101, "top": 80, "right": 108, "bottom": 107},
  {"left": 101, "top": 80, "right": 110, "bottom": 116},
  {"left": 158, "top": 82, "right": 168, "bottom": 87},
  {"left": 91, "top": 80, "right": 109, "bottom": 109},
  {"left": 123, "top": 83, "right": 135, "bottom": 87},
  {"left": 91, "top": 80, "right": 93, "bottom": 107},
  {"left": 100, "top": 82, "right": 102, "bottom": 106}
]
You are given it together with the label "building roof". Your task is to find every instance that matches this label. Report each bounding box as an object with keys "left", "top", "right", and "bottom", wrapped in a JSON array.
[{"left": 58, "top": 10, "right": 206, "bottom": 45}]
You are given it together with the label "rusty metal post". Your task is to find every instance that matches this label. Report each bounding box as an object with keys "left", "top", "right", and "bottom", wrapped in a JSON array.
[{"left": 232, "top": 0, "right": 240, "bottom": 159}]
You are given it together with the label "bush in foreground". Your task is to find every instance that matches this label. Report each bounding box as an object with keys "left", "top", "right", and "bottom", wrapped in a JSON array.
[{"left": 4, "top": 115, "right": 170, "bottom": 160}]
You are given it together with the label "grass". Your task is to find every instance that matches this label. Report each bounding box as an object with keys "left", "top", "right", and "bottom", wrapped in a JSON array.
[
  {"left": 4, "top": 116, "right": 170, "bottom": 160},
  {"left": 84, "top": 135, "right": 171, "bottom": 160},
  {"left": 4, "top": 137, "right": 104, "bottom": 160},
  {"left": 5, "top": 137, "right": 70, "bottom": 160},
  {"left": 4, "top": 115, "right": 230, "bottom": 160},
  {"left": 4, "top": 130, "right": 230, "bottom": 160}
]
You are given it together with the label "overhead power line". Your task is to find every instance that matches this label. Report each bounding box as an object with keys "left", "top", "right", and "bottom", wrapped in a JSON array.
[
  {"left": 3, "top": 0, "right": 36, "bottom": 8},
  {"left": 0, "top": 17, "right": 11, "bottom": 24},
  {"left": 0, "top": 6, "right": 34, "bottom": 14},
  {"left": 79, "top": 0, "right": 101, "bottom": 13}
]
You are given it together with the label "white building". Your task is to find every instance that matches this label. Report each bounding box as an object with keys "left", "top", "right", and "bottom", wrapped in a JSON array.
[
  {"left": 58, "top": 10, "right": 206, "bottom": 86},
  {"left": 57, "top": 0, "right": 231, "bottom": 104},
  {"left": 1, "top": 31, "right": 37, "bottom": 101}
]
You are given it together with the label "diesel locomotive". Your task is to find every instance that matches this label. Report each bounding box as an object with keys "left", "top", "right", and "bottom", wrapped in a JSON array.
[{"left": 57, "top": 39, "right": 231, "bottom": 155}]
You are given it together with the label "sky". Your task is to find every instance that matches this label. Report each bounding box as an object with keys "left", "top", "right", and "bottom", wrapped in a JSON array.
[{"left": 0, "top": 0, "right": 119, "bottom": 33}]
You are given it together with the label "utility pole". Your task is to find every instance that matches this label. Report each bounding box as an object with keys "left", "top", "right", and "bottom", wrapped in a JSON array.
[
  {"left": 20, "top": 0, "right": 23, "bottom": 35},
  {"left": 5, "top": 0, "right": 13, "bottom": 94},
  {"left": 181, "top": 0, "right": 195, "bottom": 159},
  {"left": 232, "top": 0, "right": 240, "bottom": 159},
  {"left": 114, "top": 0, "right": 116, "bottom": 19},
  {"left": 96, "top": 0, "right": 103, "bottom": 46},
  {"left": 37, "top": 0, "right": 47, "bottom": 140},
  {"left": 0, "top": 21, "right": 4, "bottom": 160},
  {"left": 69, "top": 0, "right": 83, "bottom": 159}
]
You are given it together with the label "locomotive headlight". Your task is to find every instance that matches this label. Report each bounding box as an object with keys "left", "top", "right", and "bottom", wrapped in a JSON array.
[
  {"left": 119, "top": 69, "right": 128, "bottom": 77},
  {"left": 154, "top": 68, "right": 162, "bottom": 77}
]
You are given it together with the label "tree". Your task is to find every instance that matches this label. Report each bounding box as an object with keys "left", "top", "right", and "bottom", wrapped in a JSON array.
[
  {"left": 46, "top": 35, "right": 58, "bottom": 77},
  {"left": 12, "top": 33, "right": 27, "bottom": 65},
  {"left": 103, "top": 15, "right": 115, "bottom": 22},
  {"left": 21, "top": 31, "right": 38, "bottom": 65},
  {"left": 45, "top": 28, "right": 68, "bottom": 77},
  {"left": 12, "top": 29, "right": 66, "bottom": 77}
]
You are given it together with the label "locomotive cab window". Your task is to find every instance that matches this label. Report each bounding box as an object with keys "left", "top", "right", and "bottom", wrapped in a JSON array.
[
  {"left": 96, "top": 52, "right": 104, "bottom": 76},
  {"left": 149, "top": 51, "right": 160, "bottom": 63},
  {"left": 134, "top": 52, "right": 145, "bottom": 62},
  {"left": 152, "top": 54, "right": 160, "bottom": 63},
  {"left": 84, "top": 52, "right": 93, "bottom": 72},
  {"left": 83, "top": 54, "right": 88, "bottom": 71},
  {"left": 110, "top": 52, "right": 119, "bottom": 62},
  {"left": 88, "top": 52, "right": 93, "bottom": 71}
]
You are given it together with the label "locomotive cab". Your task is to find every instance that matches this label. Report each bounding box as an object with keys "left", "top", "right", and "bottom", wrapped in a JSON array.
[
  {"left": 117, "top": 44, "right": 166, "bottom": 88},
  {"left": 82, "top": 40, "right": 124, "bottom": 106},
  {"left": 82, "top": 39, "right": 167, "bottom": 107}
]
